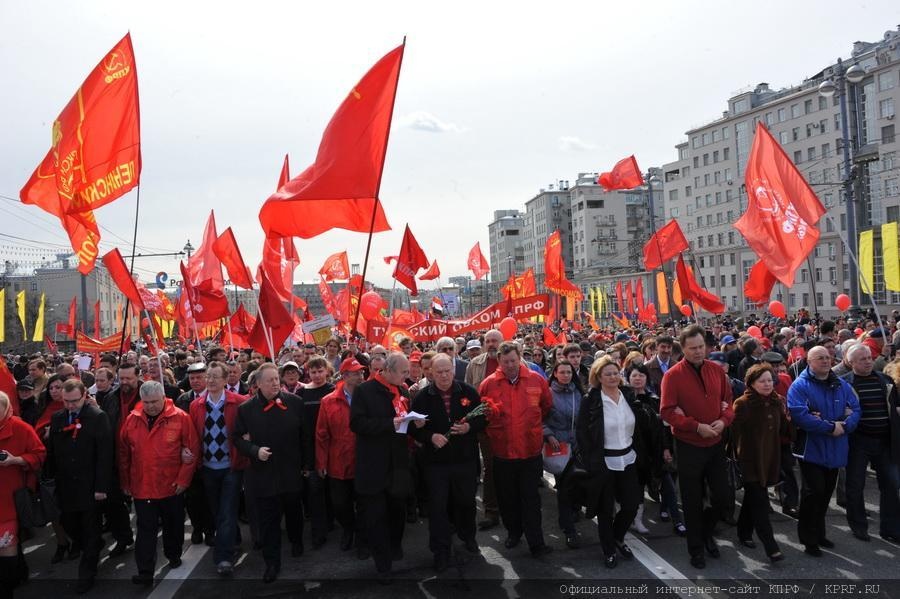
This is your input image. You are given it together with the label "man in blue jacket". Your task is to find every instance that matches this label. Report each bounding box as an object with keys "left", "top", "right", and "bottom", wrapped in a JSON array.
[{"left": 788, "top": 346, "right": 861, "bottom": 557}]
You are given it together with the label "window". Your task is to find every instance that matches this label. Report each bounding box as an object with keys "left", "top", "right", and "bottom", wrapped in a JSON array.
[
  {"left": 708, "top": 234, "right": 714, "bottom": 246},
  {"left": 887, "top": 206, "right": 899, "bottom": 222},
  {"left": 815, "top": 268, "right": 823, "bottom": 282},
  {"left": 778, "top": 107, "right": 786, "bottom": 122},
  {"left": 723, "top": 147, "right": 730, "bottom": 160},
  {"left": 715, "top": 191, "right": 722, "bottom": 204},
  {"left": 884, "top": 125, "right": 896, "bottom": 144},
  {"left": 879, "top": 71, "right": 896, "bottom": 92},
  {"left": 717, "top": 213, "right": 723, "bottom": 224},
  {"left": 713, "top": 150, "right": 719, "bottom": 163},
  {"left": 780, "top": 131, "right": 789, "bottom": 144},
  {"left": 685, "top": 185, "right": 692, "bottom": 196},
  {"left": 789, "top": 293, "right": 796, "bottom": 307},
  {"left": 720, "top": 275, "right": 726, "bottom": 288},
  {"left": 702, "top": 132, "right": 710, "bottom": 145},
  {"left": 726, "top": 189, "right": 733, "bottom": 202},
  {"left": 719, "top": 254, "right": 726, "bottom": 266},
  {"left": 802, "top": 293, "right": 810, "bottom": 306},
  {"left": 791, "top": 104, "right": 801, "bottom": 118},
  {"left": 703, "top": 153, "right": 709, "bottom": 166},
  {"left": 714, "top": 171, "right": 721, "bottom": 184},
  {"left": 731, "top": 274, "right": 737, "bottom": 287},
  {"left": 792, "top": 127, "right": 800, "bottom": 141},
  {"left": 699, "top": 257, "right": 705, "bottom": 267},
  {"left": 806, "top": 124, "right": 814, "bottom": 137},
  {"left": 822, "top": 142, "right": 831, "bottom": 158},
  {"left": 880, "top": 98, "right": 895, "bottom": 119},
  {"left": 841, "top": 213, "right": 847, "bottom": 231},
  {"left": 696, "top": 216, "right": 702, "bottom": 228},
  {"left": 727, "top": 210, "right": 734, "bottom": 222},
  {"left": 703, "top": 173, "right": 710, "bottom": 186},
  {"left": 765, "top": 112, "right": 775, "bottom": 125},
  {"left": 804, "top": 99, "right": 813, "bottom": 114},
  {"left": 794, "top": 150, "right": 803, "bottom": 164},
  {"left": 694, "top": 176, "right": 700, "bottom": 188},
  {"left": 718, "top": 233, "right": 724, "bottom": 245},
  {"left": 723, "top": 126, "right": 730, "bottom": 139},
  {"left": 692, "top": 136, "right": 700, "bottom": 149},
  {"left": 693, "top": 156, "right": 699, "bottom": 168},
  {"left": 884, "top": 152, "right": 896, "bottom": 170},
  {"left": 886, "top": 178, "right": 899, "bottom": 197},
  {"left": 697, "top": 236, "right": 704, "bottom": 248},
  {"left": 819, "top": 119, "right": 828, "bottom": 133},
  {"left": 705, "top": 194, "right": 712, "bottom": 207},
  {"left": 669, "top": 189, "right": 679, "bottom": 203},
  {"left": 829, "top": 266, "right": 837, "bottom": 283},
  {"left": 712, "top": 129, "right": 721, "bottom": 142},
  {"left": 686, "top": 205, "right": 694, "bottom": 216},
  {"left": 818, "top": 96, "right": 828, "bottom": 110},
  {"left": 706, "top": 214, "right": 712, "bottom": 225},
  {"left": 809, "top": 146, "right": 818, "bottom": 161}
]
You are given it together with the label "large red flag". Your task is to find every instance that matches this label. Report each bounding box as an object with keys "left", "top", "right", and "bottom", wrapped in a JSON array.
[
  {"left": 744, "top": 260, "right": 778, "bottom": 305},
  {"left": 544, "top": 230, "right": 583, "bottom": 299},
  {"left": 643, "top": 219, "right": 690, "bottom": 270},
  {"left": 635, "top": 278, "right": 646, "bottom": 315},
  {"left": 20, "top": 34, "right": 141, "bottom": 275},
  {"left": 615, "top": 281, "right": 624, "bottom": 314},
  {"left": 624, "top": 280, "right": 634, "bottom": 314},
  {"left": 598, "top": 155, "right": 643, "bottom": 191},
  {"left": 247, "top": 271, "right": 294, "bottom": 357},
  {"left": 188, "top": 211, "right": 224, "bottom": 290},
  {"left": 213, "top": 227, "right": 253, "bottom": 289},
  {"left": 543, "top": 327, "right": 560, "bottom": 347},
  {"left": 179, "top": 261, "right": 229, "bottom": 323},
  {"left": 734, "top": 123, "right": 826, "bottom": 286},
  {"left": 467, "top": 242, "right": 490, "bottom": 281},
  {"left": 222, "top": 304, "right": 256, "bottom": 349},
  {"left": 259, "top": 44, "right": 404, "bottom": 239},
  {"left": 318, "top": 251, "right": 351, "bottom": 282},
  {"left": 675, "top": 254, "right": 726, "bottom": 314},
  {"left": 419, "top": 260, "right": 440, "bottom": 281},
  {"left": 65, "top": 297, "right": 77, "bottom": 337},
  {"left": 259, "top": 236, "right": 307, "bottom": 310},
  {"left": 392, "top": 225, "right": 429, "bottom": 295},
  {"left": 103, "top": 249, "right": 145, "bottom": 311}
]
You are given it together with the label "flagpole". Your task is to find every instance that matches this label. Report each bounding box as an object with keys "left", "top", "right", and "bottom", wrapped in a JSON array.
[
  {"left": 145, "top": 309, "right": 164, "bottom": 377},
  {"left": 805, "top": 256, "right": 821, "bottom": 325},
  {"left": 255, "top": 307, "right": 275, "bottom": 360},
  {"left": 822, "top": 214, "right": 886, "bottom": 328},
  {"left": 352, "top": 37, "right": 406, "bottom": 335},
  {"left": 117, "top": 185, "right": 142, "bottom": 361}
]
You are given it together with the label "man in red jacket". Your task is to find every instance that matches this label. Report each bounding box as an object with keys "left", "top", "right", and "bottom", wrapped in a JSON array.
[
  {"left": 119, "top": 381, "right": 199, "bottom": 586},
  {"left": 480, "top": 342, "right": 553, "bottom": 557},
  {"left": 660, "top": 325, "right": 734, "bottom": 569},
  {"left": 188, "top": 362, "right": 248, "bottom": 576}
]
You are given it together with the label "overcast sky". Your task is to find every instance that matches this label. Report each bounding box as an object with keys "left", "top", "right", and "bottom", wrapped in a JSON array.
[{"left": 2, "top": 0, "right": 899, "bottom": 289}]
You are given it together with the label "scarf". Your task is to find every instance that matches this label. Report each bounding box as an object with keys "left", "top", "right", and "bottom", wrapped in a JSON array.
[
  {"left": 374, "top": 372, "right": 408, "bottom": 416},
  {"left": 262, "top": 394, "right": 288, "bottom": 412}
]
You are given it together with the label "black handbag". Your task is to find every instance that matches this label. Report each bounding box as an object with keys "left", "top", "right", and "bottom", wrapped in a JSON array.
[
  {"left": 14, "top": 475, "right": 60, "bottom": 529},
  {"left": 726, "top": 453, "right": 744, "bottom": 491}
]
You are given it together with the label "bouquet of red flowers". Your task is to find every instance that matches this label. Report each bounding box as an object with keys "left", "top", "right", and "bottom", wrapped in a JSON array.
[{"left": 446, "top": 397, "right": 502, "bottom": 438}]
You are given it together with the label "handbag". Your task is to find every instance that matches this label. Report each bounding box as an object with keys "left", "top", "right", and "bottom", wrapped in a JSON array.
[
  {"left": 542, "top": 441, "right": 570, "bottom": 475},
  {"left": 725, "top": 452, "right": 744, "bottom": 491},
  {"left": 14, "top": 475, "right": 59, "bottom": 530}
]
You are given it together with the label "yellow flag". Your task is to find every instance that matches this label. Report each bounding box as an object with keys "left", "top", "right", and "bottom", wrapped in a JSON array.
[
  {"left": 859, "top": 229, "right": 874, "bottom": 295},
  {"left": 587, "top": 288, "right": 595, "bottom": 319},
  {"left": 883, "top": 222, "right": 900, "bottom": 292},
  {"left": 596, "top": 287, "right": 604, "bottom": 316},
  {"left": 32, "top": 292, "right": 45, "bottom": 342},
  {"left": 656, "top": 271, "right": 670, "bottom": 315},
  {"left": 0, "top": 289, "right": 5, "bottom": 343},
  {"left": 15, "top": 290, "right": 26, "bottom": 340}
]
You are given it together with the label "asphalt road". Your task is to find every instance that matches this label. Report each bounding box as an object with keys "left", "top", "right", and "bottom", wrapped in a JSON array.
[{"left": 14, "top": 468, "right": 900, "bottom": 599}]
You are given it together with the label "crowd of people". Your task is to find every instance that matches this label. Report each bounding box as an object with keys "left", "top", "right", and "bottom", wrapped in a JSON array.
[{"left": 1, "top": 309, "right": 900, "bottom": 593}]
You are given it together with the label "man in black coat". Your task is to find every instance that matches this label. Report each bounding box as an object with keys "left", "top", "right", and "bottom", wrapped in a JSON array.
[
  {"left": 233, "top": 363, "right": 309, "bottom": 584},
  {"left": 350, "top": 352, "right": 421, "bottom": 582},
  {"left": 410, "top": 354, "right": 485, "bottom": 572},
  {"left": 46, "top": 380, "right": 113, "bottom": 594}
]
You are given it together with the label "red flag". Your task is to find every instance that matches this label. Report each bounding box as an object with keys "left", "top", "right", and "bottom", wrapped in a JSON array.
[
  {"left": 0, "top": 357, "right": 19, "bottom": 417},
  {"left": 66, "top": 297, "right": 77, "bottom": 338},
  {"left": 278, "top": 154, "right": 290, "bottom": 189},
  {"left": 544, "top": 231, "right": 582, "bottom": 299},
  {"left": 597, "top": 155, "right": 643, "bottom": 191},
  {"left": 318, "top": 251, "right": 350, "bottom": 282},
  {"left": 383, "top": 255, "right": 398, "bottom": 265},
  {"left": 635, "top": 278, "right": 646, "bottom": 315},
  {"left": 93, "top": 300, "right": 101, "bottom": 338},
  {"left": 467, "top": 242, "right": 490, "bottom": 280},
  {"left": 318, "top": 280, "right": 337, "bottom": 317},
  {"left": 259, "top": 44, "right": 403, "bottom": 239},
  {"left": 392, "top": 225, "right": 429, "bottom": 295},
  {"left": 543, "top": 327, "right": 559, "bottom": 347},
  {"left": 734, "top": 123, "right": 826, "bottom": 286},
  {"left": 625, "top": 280, "right": 634, "bottom": 314},
  {"left": 103, "top": 248, "right": 145, "bottom": 311},
  {"left": 259, "top": 236, "right": 306, "bottom": 310},
  {"left": 247, "top": 271, "right": 294, "bottom": 357},
  {"left": 188, "top": 211, "right": 224, "bottom": 290},
  {"left": 675, "top": 254, "right": 726, "bottom": 314},
  {"left": 20, "top": 34, "right": 141, "bottom": 275},
  {"left": 419, "top": 260, "right": 440, "bottom": 281},
  {"left": 744, "top": 260, "right": 778, "bottom": 305},
  {"left": 615, "top": 281, "right": 625, "bottom": 313},
  {"left": 643, "top": 219, "right": 689, "bottom": 270},
  {"left": 223, "top": 305, "right": 256, "bottom": 349},
  {"left": 179, "top": 261, "right": 229, "bottom": 323},
  {"left": 213, "top": 227, "right": 253, "bottom": 289}
]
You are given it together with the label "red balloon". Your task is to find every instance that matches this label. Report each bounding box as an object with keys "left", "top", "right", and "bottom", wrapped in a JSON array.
[
  {"left": 679, "top": 304, "right": 692, "bottom": 317},
  {"left": 747, "top": 325, "right": 763, "bottom": 339},
  {"left": 499, "top": 317, "right": 518, "bottom": 340},
  {"left": 835, "top": 293, "right": 851, "bottom": 312},
  {"left": 187, "top": 344, "right": 195, "bottom": 351},
  {"left": 768, "top": 300, "right": 786, "bottom": 319},
  {"left": 141, "top": 317, "right": 151, "bottom": 328},
  {"left": 359, "top": 291, "right": 384, "bottom": 320}
]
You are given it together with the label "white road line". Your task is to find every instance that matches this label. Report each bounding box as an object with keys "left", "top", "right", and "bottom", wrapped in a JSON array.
[{"left": 147, "top": 542, "right": 209, "bottom": 599}]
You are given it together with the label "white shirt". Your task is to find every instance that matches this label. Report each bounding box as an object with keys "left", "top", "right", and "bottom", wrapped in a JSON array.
[{"left": 601, "top": 389, "right": 636, "bottom": 471}]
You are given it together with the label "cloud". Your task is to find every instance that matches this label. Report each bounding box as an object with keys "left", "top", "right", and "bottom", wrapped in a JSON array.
[
  {"left": 558, "top": 136, "right": 596, "bottom": 152},
  {"left": 398, "top": 110, "right": 464, "bottom": 133}
]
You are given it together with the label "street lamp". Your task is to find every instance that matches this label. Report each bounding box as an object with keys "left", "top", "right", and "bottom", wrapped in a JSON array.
[
  {"left": 183, "top": 239, "right": 194, "bottom": 262},
  {"left": 645, "top": 172, "right": 662, "bottom": 309},
  {"left": 818, "top": 58, "right": 865, "bottom": 310}
]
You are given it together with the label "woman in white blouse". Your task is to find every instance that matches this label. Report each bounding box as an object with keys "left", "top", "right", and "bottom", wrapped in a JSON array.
[{"left": 575, "top": 355, "right": 646, "bottom": 568}]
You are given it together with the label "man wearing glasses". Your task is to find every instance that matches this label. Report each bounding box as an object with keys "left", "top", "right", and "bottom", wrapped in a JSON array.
[{"left": 435, "top": 337, "right": 468, "bottom": 382}]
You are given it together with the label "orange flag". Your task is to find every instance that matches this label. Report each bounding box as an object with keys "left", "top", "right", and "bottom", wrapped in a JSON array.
[
  {"left": 744, "top": 260, "right": 778, "bottom": 305},
  {"left": 213, "top": 227, "right": 254, "bottom": 289},
  {"left": 643, "top": 219, "right": 689, "bottom": 270},
  {"left": 318, "top": 251, "right": 350, "bottom": 281},
  {"left": 419, "top": 260, "right": 440, "bottom": 281},
  {"left": 467, "top": 242, "right": 490, "bottom": 280},
  {"left": 675, "top": 254, "right": 726, "bottom": 314},
  {"left": 392, "top": 225, "right": 429, "bottom": 295},
  {"left": 544, "top": 231, "right": 582, "bottom": 299},
  {"left": 259, "top": 44, "right": 403, "bottom": 239},
  {"left": 21, "top": 33, "right": 141, "bottom": 274},
  {"left": 598, "top": 155, "right": 643, "bottom": 191}
]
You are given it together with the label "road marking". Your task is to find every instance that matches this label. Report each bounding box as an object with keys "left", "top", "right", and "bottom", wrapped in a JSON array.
[{"left": 147, "top": 541, "right": 209, "bottom": 599}]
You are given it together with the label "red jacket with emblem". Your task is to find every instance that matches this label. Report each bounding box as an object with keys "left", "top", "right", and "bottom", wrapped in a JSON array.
[
  {"left": 316, "top": 381, "right": 356, "bottom": 480},
  {"left": 118, "top": 398, "right": 199, "bottom": 500},
  {"left": 189, "top": 390, "right": 250, "bottom": 471},
  {"left": 480, "top": 363, "right": 552, "bottom": 459}
]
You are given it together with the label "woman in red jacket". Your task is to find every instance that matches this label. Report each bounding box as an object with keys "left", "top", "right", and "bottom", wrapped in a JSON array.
[{"left": 0, "top": 390, "right": 47, "bottom": 594}]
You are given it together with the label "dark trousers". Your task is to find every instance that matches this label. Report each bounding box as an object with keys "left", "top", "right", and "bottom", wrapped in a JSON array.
[
  {"left": 102, "top": 485, "right": 133, "bottom": 544},
  {"left": 493, "top": 454, "right": 545, "bottom": 550},
  {"left": 478, "top": 432, "right": 498, "bottom": 519},
  {"left": 779, "top": 445, "right": 799, "bottom": 509},
  {"left": 60, "top": 508, "right": 101, "bottom": 581},
  {"left": 846, "top": 433, "right": 900, "bottom": 537},
  {"left": 133, "top": 494, "right": 184, "bottom": 576},
  {"left": 598, "top": 463, "right": 641, "bottom": 556},
  {"left": 555, "top": 473, "right": 576, "bottom": 534},
  {"left": 200, "top": 467, "right": 243, "bottom": 564},
  {"left": 185, "top": 475, "right": 212, "bottom": 536},
  {"left": 675, "top": 439, "right": 730, "bottom": 557},
  {"left": 303, "top": 472, "right": 328, "bottom": 541},
  {"left": 798, "top": 460, "right": 838, "bottom": 549},
  {"left": 660, "top": 471, "right": 682, "bottom": 522},
  {"left": 256, "top": 492, "right": 302, "bottom": 569},
  {"left": 330, "top": 478, "right": 366, "bottom": 546},
  {"left": 424, "top": 461, "right": 477, "bottom": 555},
  {"left": 358, "top": 490, "right": 406, "bottom": 573},
  {"left": 737, "top": 482, "right": 779, "bottom": 555}
]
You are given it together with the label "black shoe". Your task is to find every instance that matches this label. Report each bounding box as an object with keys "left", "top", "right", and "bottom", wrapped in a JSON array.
[
  {"left": 782, "top": 506, "right": 799, "bottom": 519},
  {"left": 391, "top": 546, "right": 403, "bottom": 561},
  {"left": 530, "top": 544, "right": 553, "bottom": 558},
  {"left": 291, "top": 542, "right": 304, "bottom": 557},
  {"left": 131, "top": 573, "right": 153, "bottom": 586},
  {"left": 604, "top": 553, "right": 618, "bottom": 568},
  {"left": 433, "top": 552, "right": 449, "bottom": 572},
  {"left": 819, "top": 538, "right": 835, "bottom": 549},
  {"left": 852, "top": 530, "right": 870, "bottom": 542},
  {"left": 881, "top": 533, "right": 900, "bottom": 543},
  {"left": 504, "top": 535, "right": 521, "bottom": 549},
  {"left": 204, "top": 532, "right": 216, "bottom": 547},
  {"left": 673, "top": 522, "right": 687, "bottom": 537},
  {"left": 616, "top": 541, "right": 634, "bottom": 560},
  {"left": 340, "top": 530, "right": 354, "bottom": 551},
  {"left": 168, "top": 557, "right": 182, "bottom": 569},
  {"left": 690, "top": 554, "right": 706, "bottom": 569},
  {"left": 75, "top": 578, "right": 94, "bottom": 595},
  {"left": 464, "top": 538, "right": 480, "bottom": 554},
  {"left": 722, "top": 514, "right": 737, "bottom": 525},
  {"left": 738, "top": 538, "right": 757, "bottom": 549},
  {"left": 51, "top": 543, "right": 70, "bottom": 564},
  {"left": 357, "top": 545, "right": 370, "bottom": 560},
  {"left": 565, "top": 532, "right": 580, "bottom": 549},
  {"left": 769, "top": 551, "right": 785, "bottom": 563},
  {"left": 478, "top": 517, "right": 499, "bottom": 531},
  {"left": 191, "top": 530, "right": 204, "bottom": 544},
  {"left": 704, "top": 537, "right": 720, "bottom": 558},
  {"left": 263, "top": 565, "right": 279, "bottom": 583},
  {"left": 312, "top": 536, "right": 327, "bottom": 549},
  {"left": 659, "top": 510, "right": 671, "bottom": 522},
  {"left": 109, "top": 540, "right": 132, "bottom": 557},
  {"left": 804, "top": 545, "right": 823, "bottom": 557}
]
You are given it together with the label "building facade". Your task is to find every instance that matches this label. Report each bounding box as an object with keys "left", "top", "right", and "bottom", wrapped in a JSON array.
[
  {"left": 522, "top": 181, "right": 574, "bottom": 291},
  {"left": 487, "top": 210, "right": 526, "bottom": 286}
]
